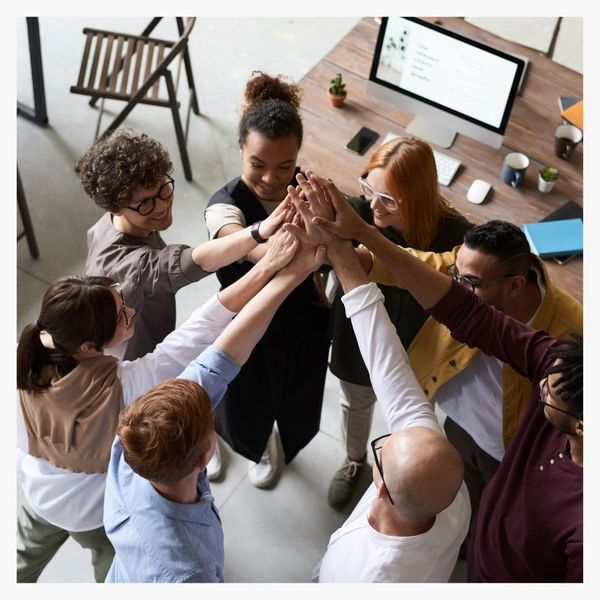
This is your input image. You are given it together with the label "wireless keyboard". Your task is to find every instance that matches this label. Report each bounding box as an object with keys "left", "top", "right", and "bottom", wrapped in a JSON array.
[
  {"left": 381, "top": 132, "right": 461, "bottom": 187},
  {"left": 432, "top": 150, "right": 461, "bottom": 187}
]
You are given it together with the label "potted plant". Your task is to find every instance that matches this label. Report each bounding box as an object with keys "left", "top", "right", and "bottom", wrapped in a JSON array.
[
  {"left": 328, "top": 72, "right": 347, "bottom": 108},
  {"left": 538, "top": 165, "right": 560, "bottom": 193}
]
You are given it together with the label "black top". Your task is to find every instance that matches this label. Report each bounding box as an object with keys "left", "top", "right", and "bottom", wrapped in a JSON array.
[
  {"left": 206, "top": 172, "right": 331, "bottom": 463},
  {"left": 329, "top": 196, "right": 472, "bottom": 386}
]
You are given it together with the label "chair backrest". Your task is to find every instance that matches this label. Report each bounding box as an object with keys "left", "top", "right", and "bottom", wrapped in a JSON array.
[{"left": 72, "top": 17, "right": 196, "bottom": 104}]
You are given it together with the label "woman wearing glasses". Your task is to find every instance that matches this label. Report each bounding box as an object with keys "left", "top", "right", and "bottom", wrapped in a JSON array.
[
  {"left": 80, "top": 129, "right": 289, "bottom": 361},
  {"left": 327, "top": 136, "right": 471, "bottom": 509},
  {"left": 16, "top": 234, "right": 298, "bottom": 582}
]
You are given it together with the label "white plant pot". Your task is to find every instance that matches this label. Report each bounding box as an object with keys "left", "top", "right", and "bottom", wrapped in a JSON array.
[{"left": 538, "top": 174, "right": 555, "bottom": 193}]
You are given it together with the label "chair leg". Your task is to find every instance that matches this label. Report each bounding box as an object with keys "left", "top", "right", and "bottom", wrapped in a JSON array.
[
  {"left": 94, "top": 97, "right": 106, "bottom": 141},
  {"left": 17, "top": 168, "right": 40, "bottom": 259},
  {"left": 164, "top": 70, "right": 193, "bottom": 181},
  {"left": 176, "top": 17, "right": 200, "bottom": 115}
]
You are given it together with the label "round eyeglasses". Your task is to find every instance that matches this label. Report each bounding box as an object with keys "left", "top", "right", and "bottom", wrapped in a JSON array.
[
  {"left": 125, "top": 176, "right": 175, "bottom": 216},
  {"left": 358, "top": 177, "right": 399, "bottom": 211}
]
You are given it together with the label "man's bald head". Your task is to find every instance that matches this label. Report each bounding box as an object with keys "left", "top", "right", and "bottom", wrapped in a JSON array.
[{"left": 380, "top": 427, "right": 464, "bottom": 521}]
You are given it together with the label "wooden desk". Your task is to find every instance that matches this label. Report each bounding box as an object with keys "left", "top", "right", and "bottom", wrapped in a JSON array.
[{"left": 298, "top": 17, "right": 583, "bottom": 303}]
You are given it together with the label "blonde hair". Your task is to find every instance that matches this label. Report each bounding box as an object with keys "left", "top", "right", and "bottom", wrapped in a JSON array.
[{"left": 363, "top": 136, "right": 455, "bottom": 249}]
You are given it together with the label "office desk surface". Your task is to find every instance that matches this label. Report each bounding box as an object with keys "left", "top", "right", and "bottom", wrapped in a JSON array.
[{"left": 298, "top": 17, "right": 583, "bottom": 303}]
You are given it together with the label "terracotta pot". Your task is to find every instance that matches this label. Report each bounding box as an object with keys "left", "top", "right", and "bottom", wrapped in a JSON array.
[{"left": 328, "top": 88, "right": 347, "bottom": 108}]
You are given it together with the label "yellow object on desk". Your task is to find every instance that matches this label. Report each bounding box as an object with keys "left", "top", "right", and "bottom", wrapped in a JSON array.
[{"left": 561, "top": 99, "right": 583, "bottom": 130}]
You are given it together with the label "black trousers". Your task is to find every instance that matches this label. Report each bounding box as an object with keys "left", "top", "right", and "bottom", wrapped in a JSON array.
[{"left": 443, "top": 416, "right": 501, "bottom": 572}]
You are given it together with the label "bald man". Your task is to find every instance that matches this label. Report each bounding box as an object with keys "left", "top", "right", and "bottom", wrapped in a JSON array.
[{"left": 300, "top": 205, "right": 470, "bottom": 582}]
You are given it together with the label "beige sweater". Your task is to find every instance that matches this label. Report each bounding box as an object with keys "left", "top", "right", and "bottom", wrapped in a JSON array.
[{"left": 19, "top": 355, "right": 124, "bottom": 474}]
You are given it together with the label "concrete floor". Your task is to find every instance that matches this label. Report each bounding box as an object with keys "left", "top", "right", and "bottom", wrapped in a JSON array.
[
  {"left": 17, "top": 16, "right": 434, "bottom": 585},
  {"left": 20, "top": 14, "right": 590, "bottom": 586}
]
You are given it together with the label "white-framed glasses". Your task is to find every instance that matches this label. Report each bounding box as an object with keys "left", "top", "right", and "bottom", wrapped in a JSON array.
[{"left": 358, "top": 177, "right": 399, "bottom": 211}]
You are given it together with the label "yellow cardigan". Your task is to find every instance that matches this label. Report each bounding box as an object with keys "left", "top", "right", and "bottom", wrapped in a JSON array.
[{"left": 368, "top": 246, "right": 583, "bottom": 448}]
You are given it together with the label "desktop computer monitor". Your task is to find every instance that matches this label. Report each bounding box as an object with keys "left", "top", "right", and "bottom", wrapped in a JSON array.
[{"left": 368, "top": 17, "right": 525, "bottom": 149}]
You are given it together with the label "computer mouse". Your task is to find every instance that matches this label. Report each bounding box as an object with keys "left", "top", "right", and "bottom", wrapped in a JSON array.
[{"left": 467, "top": 179, "right": 492, "bottom": 204}]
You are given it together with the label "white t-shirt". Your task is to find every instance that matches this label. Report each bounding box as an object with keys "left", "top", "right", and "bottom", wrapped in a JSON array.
[
  {"left": 436, "top": 352, "right": 505, "bottom": 460},
  {"left": 204, "top": 199, "right": 279, "bottom": 240},
  {"left": 16, "top": 295, "right": 236, "bottom": 532},
  {"left": 315, "top": 481, "right": 470, "bottom": 582}
]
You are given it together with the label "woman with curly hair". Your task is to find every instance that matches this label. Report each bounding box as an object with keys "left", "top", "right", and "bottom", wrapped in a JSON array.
[
  {"left": 204, "top": 72, "right": 330, "bottom": 488},
  {"left": 80, "top": 129, "right": 290, "bottom": 361}
]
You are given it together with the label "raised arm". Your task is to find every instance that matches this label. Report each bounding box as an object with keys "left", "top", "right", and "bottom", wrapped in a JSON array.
[
  {"left": 308, "top": 175, "right": 452, "bottom": 309},
  {"left": 195, "top": 196, "right": 293, "bottom": 271},
  {"left": 287, "top": 185, "right": 438, "bottom": 432},
  {"left": 216, "top": 227, "right": 298, "bottom": 314},
  {"left": 213, "top": 241, "right": 326, "bottom": 366}
]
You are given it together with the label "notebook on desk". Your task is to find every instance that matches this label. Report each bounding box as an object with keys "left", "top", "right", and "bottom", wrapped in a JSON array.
[
  {"left": 522, "top": 217, "right": 583, "bottom": 260},
  {"left": 560, "top": 99, "right": 583, "bottom": 130},
  {"left": 539, "top": 201, "right": 583, "bottom": 264}
]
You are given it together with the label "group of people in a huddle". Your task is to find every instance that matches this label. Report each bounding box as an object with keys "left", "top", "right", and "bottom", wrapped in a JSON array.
[{"left": 17, "top": 71, "right": 583, "bottom": 584}]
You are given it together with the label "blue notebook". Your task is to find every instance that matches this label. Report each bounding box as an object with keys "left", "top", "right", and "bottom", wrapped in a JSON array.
[{"left": 522, "top": 218, "right": 583, "bottom": 259}]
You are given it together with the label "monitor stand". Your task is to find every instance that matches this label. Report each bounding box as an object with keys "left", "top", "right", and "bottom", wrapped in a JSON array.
[{"left": 405, "top": 116, "right": 457, "bottom": 149}]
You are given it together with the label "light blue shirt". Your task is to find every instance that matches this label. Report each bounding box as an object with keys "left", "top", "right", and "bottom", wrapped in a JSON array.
[{"left": 103, "top": 345, "right": 240, "bottom": 583}]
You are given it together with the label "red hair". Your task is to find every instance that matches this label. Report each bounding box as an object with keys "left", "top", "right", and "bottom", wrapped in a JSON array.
[{"left": 363, "top": 137, "right": 455, "bottom": 249}]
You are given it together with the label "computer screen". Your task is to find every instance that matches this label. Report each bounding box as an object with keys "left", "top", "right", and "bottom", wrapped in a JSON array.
[{"left": 368, "top": 17, "right": 525, "bottom": 149}]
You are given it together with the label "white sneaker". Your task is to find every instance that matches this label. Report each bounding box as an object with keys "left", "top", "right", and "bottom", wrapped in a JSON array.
[
  {"left": 248, "top": 429, "right": 279, "bottom": 488},
  {"left": 207, "top": 438, "right": 223, "bottom": 481}
]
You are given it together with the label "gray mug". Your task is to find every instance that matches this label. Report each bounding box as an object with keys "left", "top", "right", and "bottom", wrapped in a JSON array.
[
  {"left": 555, "top": 124, "right": 582, "bottom": 160},
  {"left": 501, "top": 152, "right": 529, "bottom": 188}
]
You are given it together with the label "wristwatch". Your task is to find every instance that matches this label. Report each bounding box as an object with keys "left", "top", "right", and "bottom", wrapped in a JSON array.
[{"left": 250, "top": 221, "right": 267, "bottom": 243}]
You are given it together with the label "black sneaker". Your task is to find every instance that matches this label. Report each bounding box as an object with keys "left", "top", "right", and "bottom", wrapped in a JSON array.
[{"left": 327, "top": 457, "right": 365, "bottom": 509}]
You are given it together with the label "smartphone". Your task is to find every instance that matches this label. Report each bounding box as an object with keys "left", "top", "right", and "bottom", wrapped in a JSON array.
[{"left": 345, "top": 127, "right": 379, "bottom": 155}]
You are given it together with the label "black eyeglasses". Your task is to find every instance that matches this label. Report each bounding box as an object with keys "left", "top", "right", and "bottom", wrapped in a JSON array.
[
  {"left": 125, "top": 176, "right": 175, "bottom": 216},
  {"left": 538, "top": 377, "right": 580, "bottom": 419},
  {"left": 110, "top": 283, "right": 129, "bottom": 328},
  {"left": 446, "top": 264, "right": 517, "bottom": 293},
  {"left": 370, "top": 433, "right": 394, "bottom": 505}
]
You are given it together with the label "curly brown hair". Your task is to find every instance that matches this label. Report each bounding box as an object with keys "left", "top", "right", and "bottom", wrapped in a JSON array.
[
  {"left": 77, "top": 129, "right": 173, "bottom": 212},
  {"left": 238, "top": 71, "right": 303, "bottom": 147}
]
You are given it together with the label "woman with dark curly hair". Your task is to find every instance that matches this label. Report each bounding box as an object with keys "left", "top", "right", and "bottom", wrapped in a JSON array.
[
  {"left": 204, "top": 72, "right": 330, "bottom": 488},
  {"left": 80, "top": 129, "right": 290, "bottom": 361}
]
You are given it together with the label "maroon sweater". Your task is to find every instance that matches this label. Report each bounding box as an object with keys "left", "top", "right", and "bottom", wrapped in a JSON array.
[{"left": 429, "top": 280, "right": 582, "bottom": 582}]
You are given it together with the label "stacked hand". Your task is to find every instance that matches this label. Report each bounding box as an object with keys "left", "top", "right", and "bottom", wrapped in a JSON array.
[
  {"left": 259, "top": 188, "right": 296, "bottom": 239},
  {"left": 262, "top": 227, "right": 299, "bottom": 272},
  {"left": 283, "top": 171, "right": 370, "bottom": 257}
]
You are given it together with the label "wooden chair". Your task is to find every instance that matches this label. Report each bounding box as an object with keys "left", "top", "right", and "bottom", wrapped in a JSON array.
[{"left": 70, "top": 17, "right": 199, "bottom": 181}]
